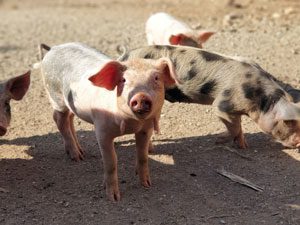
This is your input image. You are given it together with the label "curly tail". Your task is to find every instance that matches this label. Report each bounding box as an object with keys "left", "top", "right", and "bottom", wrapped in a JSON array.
[
  {"left": 33, "top": 43, "right": 51, "bottom": 69},
  {"left": 39, "top": 43, "right": 51, "bottom": 60}
]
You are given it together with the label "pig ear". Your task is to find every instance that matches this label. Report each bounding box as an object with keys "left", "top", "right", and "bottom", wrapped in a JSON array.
[
  {"left": 274, "top": 100, "right": 300, "bottom": 121},
  {"left": 198, "top": 30, "right": 215, "bottom": 43},
  {"left": 89, "top": 61, "right": 125, "bottom": 91},
  {"left": 156, "top": 57, "right": 181, "bottom": 87},
  {"left": 169, "top": 34, "right": 186, "bottom": 45},
  {"left": 287, "top": 89, "right": 300, "bottom": 103},
  {"left": 6, "top": 71, "right": 31, "bottom": 100}
]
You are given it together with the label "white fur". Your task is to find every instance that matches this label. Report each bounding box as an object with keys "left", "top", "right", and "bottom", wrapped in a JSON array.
[{"left": 146, "top": 12, "right": 193, "bottom": 45}]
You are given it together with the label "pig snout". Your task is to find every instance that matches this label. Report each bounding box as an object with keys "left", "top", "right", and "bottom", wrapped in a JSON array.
[
  {"left": 130, "top": 93, "right": 152, "bottom": 116},
  {"left": 0, "top": 126, "right": 7, "bottom": 136}
]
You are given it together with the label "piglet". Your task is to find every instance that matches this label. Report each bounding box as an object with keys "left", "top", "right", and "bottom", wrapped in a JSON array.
[
  {"left": 146, "top": 12, "right": 215, "bottom": 48},
  {"left": 120, "top": 45, "right": 300, "bottom": 149},
  {"left": 0, "top": 71, "right": 30, "bottom": 136},
  {"left": 38, "top": 42, "right": 177, "bottom": 201}
]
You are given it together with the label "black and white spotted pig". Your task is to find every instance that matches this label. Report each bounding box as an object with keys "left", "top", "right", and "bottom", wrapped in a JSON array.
[
  {"left": 120, "top": 45, "right": 300, "bottom": 149},
  {"left": 0, "top": 71, "right": 30, "bottom": 136}
]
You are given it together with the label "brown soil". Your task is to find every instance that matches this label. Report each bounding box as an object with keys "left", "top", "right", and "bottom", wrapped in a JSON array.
[{"left": 0, "top": 0, "right": 299, "bottom": 224}]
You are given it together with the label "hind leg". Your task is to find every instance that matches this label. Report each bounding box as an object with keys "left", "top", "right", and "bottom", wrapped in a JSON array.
[
  {"left": 53, "top": 110, "right": 84, "bottom": 161},
  {"left": 69, "top": 113, "right": 84, "bottom": 156}
]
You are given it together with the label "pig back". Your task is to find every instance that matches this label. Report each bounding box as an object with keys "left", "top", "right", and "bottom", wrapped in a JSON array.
[{"left": 41, "top": 42, "right": 111, "bottom": 98}]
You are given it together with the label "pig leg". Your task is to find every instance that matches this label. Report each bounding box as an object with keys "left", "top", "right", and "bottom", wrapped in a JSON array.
[
  {"left": 216, "top": 115, "right": 248, "bottom": 149},
  {"left": 53, "top": 110, "right": 84, "bottom": 161},
  {"left": 135, "top": 129, "right": 152, "bottom": 188},
  {"left": 148, "top": 141, "right": 154, "bottom": 153},
  {"left": 95, "top": 128, "right": 120, "bottom": 202},
  {"left": 69, "top": 113, "right": 84, "bottom": 155}
]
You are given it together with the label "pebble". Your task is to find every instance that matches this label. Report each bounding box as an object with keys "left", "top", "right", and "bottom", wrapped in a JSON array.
[
  {"left": 284, "top": 7, "right": 294, "bottom": 15},
  {"left": 272, "top": 13, "right": 281, "bottom": 19},
  {"left": 220, "top": 219, "right": 226, "bottom": 224},
  {"left": 223, "top": 13, "right": 243, "bottom": 26}
]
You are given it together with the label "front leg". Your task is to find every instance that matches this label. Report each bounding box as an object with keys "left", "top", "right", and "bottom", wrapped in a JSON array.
[
  {"left": 217, "top": 116, "right": 248, "bottom": 149},
  {"left": 135, "top": 128, "right": 153, "bottom": 188},
  {"left": 95, "top": 128, "right": 120, "bottom": 202}
]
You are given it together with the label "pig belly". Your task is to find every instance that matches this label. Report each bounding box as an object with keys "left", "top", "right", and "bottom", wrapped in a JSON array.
[{"left": 64, "top": 81, "right": 116, "bottom": 125}]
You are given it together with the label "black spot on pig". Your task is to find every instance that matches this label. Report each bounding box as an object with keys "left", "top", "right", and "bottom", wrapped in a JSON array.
[
  {"left": 190, "top": 59, "right": 196, "bottom": 66},
  {"left": 154, "top": 45, "right": 163, "bottom": 50},
  {"left": 260, "top": 89, "right": 285, "bottom": 112},
  {"left": 186, "top": 67, "right": 198, "bottom": 80},
  {"left": 256, "top": 78, "right": 262, "bottom": 85},
  {"left": 143, "top": 53, "right": 153, "bottom": 59},
  {"left": 245, "top": 73, "right": 252, "bottom": 79},
  {"left": 223, "top": 89, "right": 232, "bottom": 97},
  {"left": 242, "top": 83, "right": 264, "bottom": 100},
  {"left": 201, "top": 51, "right": 224, "bottom": 62},
  {"left": 199, "top": 80, "right": 217, "bottom": 95},
  {"left": 166, "top": 46, "right": 175, "bottom": 51},
  {"left": 218, "top": 100, "right": 235, "bottom": 113},
  {"left": 165, "top": 87, "right": 191, "bottom": 102}
]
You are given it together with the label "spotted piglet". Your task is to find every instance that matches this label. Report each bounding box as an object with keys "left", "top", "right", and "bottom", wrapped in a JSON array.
[
  {"left": 146, "top": 12, "right": 215, "bottom": 48},
  {"left": 121, "top": 45, "right": 300, "bottom": 149},
  {"left": 0, "top": 71, "right": 30, "bottom": 136},
  {"left": 38, "top": 43, "right": 178, "bottom": 201}
]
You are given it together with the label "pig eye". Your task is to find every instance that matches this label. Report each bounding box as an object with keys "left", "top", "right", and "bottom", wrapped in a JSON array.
[
  {"left": 122, "top": 78, "right": 126, "bottom": 83},
  {"left": 154, "top": 75, "right": 159, "bottom": 81}
]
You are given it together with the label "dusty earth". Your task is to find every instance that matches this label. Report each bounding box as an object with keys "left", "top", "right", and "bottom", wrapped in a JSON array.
[{"left": 0, "top": 0, "right": 300, "bottom": 224}]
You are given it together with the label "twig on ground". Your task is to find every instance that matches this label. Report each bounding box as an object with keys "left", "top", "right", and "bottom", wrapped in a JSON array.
[
  {"left": 207, "top": 214, "right": 234, "bottom": 220},
  {"left": 216, "top": 168, "right": 264, "bottom": 192}
]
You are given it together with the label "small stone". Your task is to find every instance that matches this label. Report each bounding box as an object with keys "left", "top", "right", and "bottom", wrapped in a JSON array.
[
  {"left": 272, "top": 13, "right": 281, "bottom": 19},
  {"left": 284, "top": 7, "right": 294, "bottom": 15},
  {"left": 223, "top": 13, "right": 242, "bottom": 26},
  {"left": 292, "top": 49, "right": 299, "bottom": 55},
  {"left": 220, "top": 219, "right": 226, "bottom": 224}
]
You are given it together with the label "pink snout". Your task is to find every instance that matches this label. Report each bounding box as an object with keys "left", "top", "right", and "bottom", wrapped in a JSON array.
[
  {"left": 130, "top": 93, "right": 152, "bottom": 116},
  {"left": 0, "top": 126, "right": 7, "bottom": 136}
]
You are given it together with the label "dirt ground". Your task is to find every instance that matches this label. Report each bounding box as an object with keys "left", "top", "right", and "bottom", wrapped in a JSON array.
[{"left": 0, "top": 0, "right": 300, "bottom": 224}]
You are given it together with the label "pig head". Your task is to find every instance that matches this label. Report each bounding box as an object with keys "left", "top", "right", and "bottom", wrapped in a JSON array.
[{"left": 0, "top": 71, "right": 30, "bottom": 136}]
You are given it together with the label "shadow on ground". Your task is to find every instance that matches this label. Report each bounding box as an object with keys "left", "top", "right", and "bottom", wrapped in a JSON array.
[{"left": 1, "top": 130, "right": 299, "bottom": 224}]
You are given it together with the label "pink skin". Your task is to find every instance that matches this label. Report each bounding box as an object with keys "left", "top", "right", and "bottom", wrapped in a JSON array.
[
  {"left": 168, "top": 31, "right": 215, "bottom": 48},
  {"left": 49, "top": 57, "right": 178, "bottom": 201},
  {"left": 0, "top": 71, "right": 30, "bottom": 136}
]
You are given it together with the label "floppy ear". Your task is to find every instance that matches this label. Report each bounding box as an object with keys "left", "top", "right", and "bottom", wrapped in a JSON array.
[
  {"left": 156, "top": 57, "right": 181, "bottom": 87},
  {"left": 287, "top": 89, "right": 300, "bottom": 103},
  {"left": 198, "top": 30, "right": 215, "bottom": 43},
  {"left": 89, "top": 61, "right": 125, "bottom": 91},
  {"left": 169, "top": 34, "right": 187, "bottom": 45},
  {"left": 6, "top": 70, "right": 31, "bottom": 100},
  {"left": 274, "top": 100, "right": 300, "bottom": 121}
]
